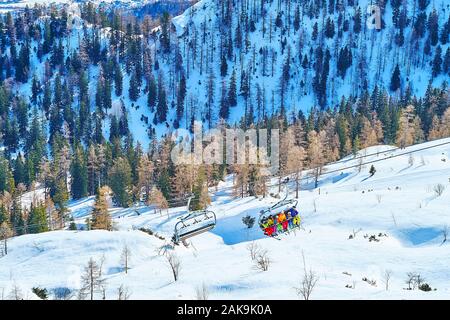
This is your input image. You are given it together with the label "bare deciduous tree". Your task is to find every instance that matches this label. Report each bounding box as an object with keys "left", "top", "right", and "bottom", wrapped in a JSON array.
[
  {"left": 165, "top": 251, "right": 182, "bottom": 282},
  {"left": 254, "top": 249, "right": 271, "bottom": 271},
  {"left": 195, "top": 283, "right": 210, "bottom": 300},
  {"left": 0, "top": 222, "right": 13, "bottom": 256},
  {"left": 246, "top": 241, "right": 260, "bottom": 261},
  {"left": 79, "top": 257, "right": 106, "bottom": 300},
  {"left": 117, "top": 284, "right": 131, "bottom": 300},
  {"left": 295, "top": 252, "right": 319, "bottom": 300},
  {"left": 382, "top": 270, "right": 392, "bottom": 291},
  {"left": 8, "top": 283, "right": 23, "bottom": 300},
  {"left": 405, "top": 272, "right": 424, "bottom": 290},
  {"left": 121, "top": 244, "right": 131, "bottom": 274}
]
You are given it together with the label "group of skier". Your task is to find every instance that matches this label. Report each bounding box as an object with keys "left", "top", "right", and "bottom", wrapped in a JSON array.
[{"left": 259, "top": 207, "right": 301, "bottom": 237}]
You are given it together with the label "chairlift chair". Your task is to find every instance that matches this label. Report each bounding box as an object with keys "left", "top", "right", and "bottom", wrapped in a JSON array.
[
  {"left": 172, "top": 195, "right": 217, "bottom": 245},
  {"left": 258, "top": 178, "right": 300, "bottom": 237}
]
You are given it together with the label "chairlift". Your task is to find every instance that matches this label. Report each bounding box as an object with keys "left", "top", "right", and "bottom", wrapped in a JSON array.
[
  {"left": 172, "top": 195, "right": 217, "bottom": 245},
  {"left": 258, "top": 178, "right": 300, "bottom": 238}
]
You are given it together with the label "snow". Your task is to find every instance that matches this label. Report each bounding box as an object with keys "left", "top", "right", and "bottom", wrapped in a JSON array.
[
  {"left": 4, "top": 0, "right": 449, "bottom": 145},
  {"left": 1, "top": 137, "right": 450, "bottom": 299}
]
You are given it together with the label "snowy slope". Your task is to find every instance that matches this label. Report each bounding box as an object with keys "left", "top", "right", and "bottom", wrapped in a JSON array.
[
  {"left": 1, "top": 137, "right": 449, "bottom": 299},
  {"left": 169, "top": 0, "right": 450, "bottom": 127},
  {"left": 3, "top": 0, "right": 449, "bottom": 144}
]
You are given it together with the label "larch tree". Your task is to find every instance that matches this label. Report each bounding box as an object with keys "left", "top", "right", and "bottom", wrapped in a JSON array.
[
  {"left": 247, "top": 143, "right": 269, "bottom": 198},
  {"left": 286, "top": 145, "right": 306, "bottom": 198},
  {"left": 0, "top": 221, "right": 13, "bottom": 255},
  {"left": 91, "top": 186, "right": 112, "bottom": 231},
  {"left": 441, "top": 108, "right": 450, "bottom": 137},
  {"left": 149, "top": 186, "right": 169, "bottom": 215},
  {"left": 79, "top": 257, "right": 106, "bottom": 300},
  {"left": 120, "top": 244, "right": 131, "bottom": 274},
  {"left": 137, "top": 154, "right": 154, "bottom": 204},
  {"left": 396, "top": 105, "right": 416, "bottom": 148},
  {"left": 360, "top": 116, "right": 378, "bottom": 148},
  {"left": 191, "top": 167, "right": 211, "bottom": 210},
  {"left": 307, "top": 130, "right": 326, "bottom": 188}
]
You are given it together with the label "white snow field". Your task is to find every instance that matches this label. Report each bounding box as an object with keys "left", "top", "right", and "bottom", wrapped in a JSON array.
[{"left": 1, "top": 138, "right": 450, "bottom": 299}]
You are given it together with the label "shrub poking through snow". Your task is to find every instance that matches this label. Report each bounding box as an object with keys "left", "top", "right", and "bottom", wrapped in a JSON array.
[
  {"left": 254, "top": 249, "right": 271, "bottom": 271},
  {"left": 433, "top": 183, "right": 445, "bottom": 197},
  {"left": 32, "top": 287, "right": 48, "bottom": 300},
  {"left": 242, "top": 215, "right": 255, "bottom": 229},
  {"left": 369, "top": 165, "right": 376, "bottom": 176},
  {"left": 405, "top": 272, "right": 427, "bottom": 290},
  {"left": 418, "top": 283, "right": 433, "bottom": 292}
]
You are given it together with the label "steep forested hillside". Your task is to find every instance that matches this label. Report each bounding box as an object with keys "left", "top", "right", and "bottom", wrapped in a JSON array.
[{"left": 0, "top": 0, "right": 449, "bottom": 237}]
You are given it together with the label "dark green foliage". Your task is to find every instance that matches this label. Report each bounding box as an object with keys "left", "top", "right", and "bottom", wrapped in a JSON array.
[
  {"left": 109, "top": 157, "right": 132, "bottom": 208},
  {"left": 242, "top": 215, "right": 256, "bottom": 229},
  {"left": 390, "top": 64, "right": 401, "bottom": 92},
  {"left": 32, "top": 287, "right": 49, "bottom": 300},
  {"left": 27, "top": 204, "right": 48, "bottom": 234},
  {"left": 418, "top": 283, "right": 432, "bottom": 292},
  {"left": 71, "top": 146, "right": 88, "bottom": 200},
  {"left": 369, "top": 165, "right": 376, "bottom": 177}
]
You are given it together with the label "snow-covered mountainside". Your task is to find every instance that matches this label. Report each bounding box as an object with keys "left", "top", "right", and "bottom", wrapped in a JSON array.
[
  {"left": 0, "top": 0, "right": 448, "bottom": 147},
  {"left": 171, "top": 0, "right": 449, "bottom": 123},
  {"left": 1, "top": 137, "right": 449, "bottom": 299},
  {"left": 0, "top": 0, "right": 192, "bottom": 14}
]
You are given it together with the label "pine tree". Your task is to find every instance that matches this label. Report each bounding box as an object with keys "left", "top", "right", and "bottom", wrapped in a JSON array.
[
  {"left": 443, "top": 48, "right": 450, "bottom": 75},
  {"left": 220, "top": 55, "right": 228, "bottom": 77},
  {"left": 219, "top": 81, "right": 230, "bottom": 120},
  {"left": 160, "top": 12, "right": 171, "bottom": 53},
  {"left": 31, "top": 74, "right": 41, "bottom": 105},
  {"left": 27, "top": 203, "right": 48, "bottom": 234},
  {"left": 71, "top": 146, "right": 88, "bottom": 200},
  {"left": 109, "top": 157, "right": 132, "bottom": 208},
  {"left": 390, "top": 64, "right": 401, "bottom": 92},
  {"left": 354, "top": 6, "right": 362, "bottom": 33},
  {"left": 228, "top": 69, "right": 237, "bottom": 107},
  {"left": 432, "top": 46, "right": 442, "bottom": 78},
  {"left": 114, "top": 64, "right": 123, "bottom": 96},
  {"left": 155, "top": 79, "right": 168, "bottom": 124},
  {"left": 428, "top": 9, "right": 439, "bottom": 46},
  {"left": 325, "top": 17, "right": 335, "bottom": 38},
  {"left": 147, "top": 75, "right": 157, "bottom": 111},
  {"left": 128, "top": 70, "right": 139, "bottom": 102},
  {"left": 176, "top": 74, "right": 186, "bottom": 123}
]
